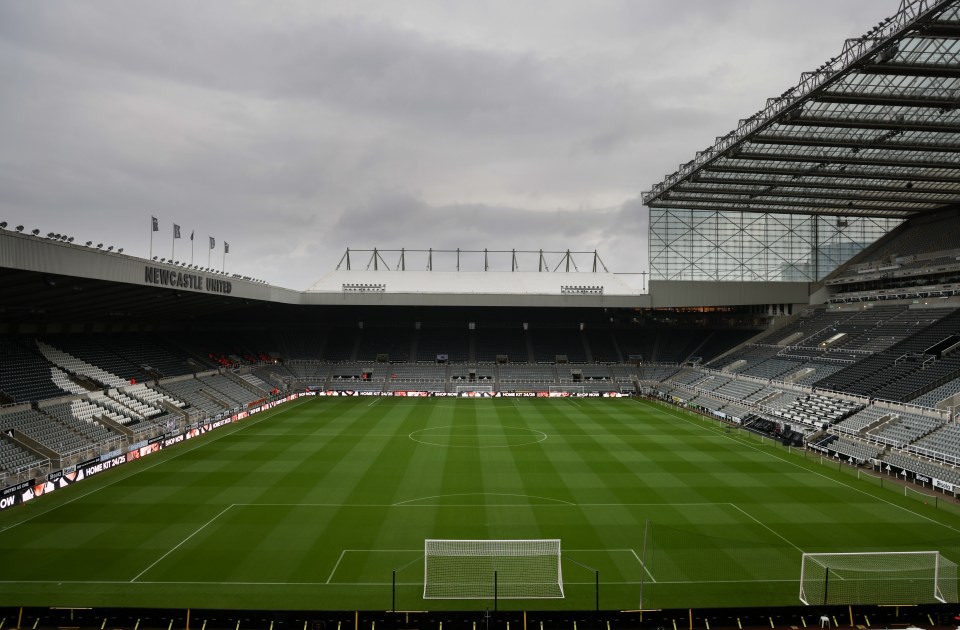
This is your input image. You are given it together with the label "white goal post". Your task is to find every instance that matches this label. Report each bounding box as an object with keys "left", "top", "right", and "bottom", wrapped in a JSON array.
[
  {"left": 799, "top": 551, "right": 958, "bottom": 605},
  {"left": 423, "top": 539, "right": 564, "bottom": 599}
]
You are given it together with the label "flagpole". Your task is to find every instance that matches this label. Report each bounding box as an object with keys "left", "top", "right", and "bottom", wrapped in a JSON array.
[
  {"left": 172, "top": 227, "right": 175, "bottom": 260},
  {"left": 149, "top": 216, "right": 155, "bottom": 259},
  {"left": 191, "top": 232, "right": 195, "bottom": 265},
  {"left": 223, "top": 245, "right": 227, "bottom": 272},
  {"left": 208, "top": 237, "right": 212, "bottom": 267}
]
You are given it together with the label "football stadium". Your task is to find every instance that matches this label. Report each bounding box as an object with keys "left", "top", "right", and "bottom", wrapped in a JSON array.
[{"left": 2, "top": 1, "right": 960, "bottom": 629}]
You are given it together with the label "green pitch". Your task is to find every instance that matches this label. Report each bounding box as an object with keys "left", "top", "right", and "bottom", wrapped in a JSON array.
[{"left": 1, "top": 396, "right": 958, "bottom": 611}]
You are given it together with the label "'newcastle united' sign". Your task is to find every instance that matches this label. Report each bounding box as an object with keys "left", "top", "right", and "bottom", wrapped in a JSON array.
[{"left": 144, "top": 266, "right": 232, "bottom": 294}]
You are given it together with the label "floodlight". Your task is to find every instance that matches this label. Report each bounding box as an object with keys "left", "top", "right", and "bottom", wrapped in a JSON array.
[
  {"left": 96, "top": 243, "right": 103, "bottom": 249},
  {"left": 0, "top": 222, "right": 6, "bottom": 229},
  {"left": 47, "top": 232, "right": 55, "bottom": 238},
  {"left": 152, "top": 256, "right": 158, "bottom": 260},
  {"left": 31, "top": 228, "right": 40, "bottom": 235},
  {"left": 67, "top": 237, "right": 74, "bottom": 243},
  {"left": 15, "top": 225, "right": 23, "bottom": 232},
  {"left": 107, "top": 246, "right": 114, "bottom": 251},
  {"left": 86, "top": 241, "right": 93, "bottom": 246},
  {"left": 117, "top": 248, "right": 123, "bottom": 253}
]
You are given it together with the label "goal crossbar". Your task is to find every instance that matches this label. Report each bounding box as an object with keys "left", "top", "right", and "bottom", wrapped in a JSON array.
[{"left": 423, "top": 539, "right": 564, "bottom": 599}]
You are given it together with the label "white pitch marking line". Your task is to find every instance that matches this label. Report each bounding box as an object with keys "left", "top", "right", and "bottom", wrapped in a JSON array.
[
  {"left": 0, "top": 577, "right": 799, "bottom": 587},
  {"left": 629, "top": 548, "right": 657, "bottom": 583},
  {"left": 726, "top": 503, "right": 805, "bottom": 554},
  {"left": 229, "top": 501, "right": 726, "bottom": 508},
  {"left": 130, "top": 504, "right": 235, "bottom": 583},
  {"left": 326, "top": 549, "right": 348, "bottom": 584},
  {"left": 392, "top": 492, "right": 574, "bottom": 506}
]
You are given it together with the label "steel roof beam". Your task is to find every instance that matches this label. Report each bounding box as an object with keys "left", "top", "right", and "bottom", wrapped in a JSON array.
[
  {"left": 908, "top": 23, "right": 960, "bottom": 37},
  {"left": 750, "top": 132, "right": 960, "bottom": 152},
  {"left": 857, "top": 63, "right": 960, "bottom": 77},
  {"left": 672, "top": 184, "right": 959, "bottom": 204},
  {"left": 724, "top": 150, "right": 960, "bottom": 169},
  {"left": 778, "top": 114, "right": 957, "bottom": 132},
  {"left": 685, "top": 173, "right": 960, "bottom": 194},
  {"left": 814, "top": 92, "right": 960, "bottom": 108},
  {"left": 646, "top": 200, "right": 915, "bottom": 217},
  {"left": 703, "top": 163, "right": 960, "bottom": 183},
  {"left": 655, "top": 192, "right": 936, "bottom": 212}
]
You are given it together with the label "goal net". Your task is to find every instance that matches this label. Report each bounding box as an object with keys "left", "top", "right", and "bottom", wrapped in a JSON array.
[
  {"left": 799, "top": 551, "right": 958, "bottom": 605},
  {"left": 423, "top": 539, "right": 563, "bottom": 599}
]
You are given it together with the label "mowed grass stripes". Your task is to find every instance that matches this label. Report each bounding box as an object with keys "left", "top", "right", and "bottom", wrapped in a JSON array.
[{"left": 0, "top": 396, "right": 958, "bottom": 611}]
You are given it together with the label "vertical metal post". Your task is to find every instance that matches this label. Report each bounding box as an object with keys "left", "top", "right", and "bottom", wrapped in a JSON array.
[
  {"left": 639, "top": 518, "right": 650, "bottom": 609},
  {"left": 392, "top": 570, "right": 396, "bottom": 612},
  {"left": 823, "top": 567, "right": 830, "bottom": 606},
  {"left": 596, "top": 570, "right": 599, "bottom": 611},
  {"left": 494, "top": 570, "right": 498, "bottom": 612}
]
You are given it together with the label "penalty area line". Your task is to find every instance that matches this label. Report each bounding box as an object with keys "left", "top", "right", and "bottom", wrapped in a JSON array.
[
  {"left": 326, "top": 550, "right": 347, "bottom": 584},
  {"left": 130, "top": 504, "right": 235, "bottom": 583}
]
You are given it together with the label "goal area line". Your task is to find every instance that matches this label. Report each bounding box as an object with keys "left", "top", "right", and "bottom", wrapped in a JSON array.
[{"left": 326, "top": 547, "right": 650, "bottom": 587}]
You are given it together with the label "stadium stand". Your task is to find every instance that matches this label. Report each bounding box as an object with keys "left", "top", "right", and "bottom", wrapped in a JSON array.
[
  {"left": 811, "top": 434, "right": 885, "bottom": 464},
  {"left": 882, "top": 450, "right": 960, "bottom": 488},
  {"left": 356, "top": 327, "right": 413, "bottom": 362},
  {"left": 0, "top": 436, "right": 45, "bottom": 475},
  {"left": 0, "top": 337, "right": 77, "bottom": 403},
  {"left": 0, "top": 406, "right": 111, "bottom": 456},
  {"left": 43, "top": 336, "right": 151, "bottom": 384},
  {"left": 475, "top": 327, "right": 529, "bottom": 363},
  {"left": 584, "top": 329, "right": 620, "bottom": 363},
  {"left": 415, "top": 326, "right": 470, "bottom": 363},
  {"left": 37, "top": 340, "right": 130, "bottom": 388}
]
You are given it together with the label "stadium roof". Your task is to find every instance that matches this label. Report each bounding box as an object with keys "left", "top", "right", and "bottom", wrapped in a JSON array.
[{"left": 643, "top": 0, "right": 960, "bottom": 219}]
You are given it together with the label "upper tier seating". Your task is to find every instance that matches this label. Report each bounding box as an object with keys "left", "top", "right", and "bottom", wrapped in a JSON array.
[
  {"left": 0, "top": 337, "right": 74, "bottom": 402},
  {"left": 37, "top": 341, "right": 129, "bottom": 388}
]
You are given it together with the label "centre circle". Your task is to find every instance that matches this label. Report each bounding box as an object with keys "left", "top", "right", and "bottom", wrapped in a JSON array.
[{"left": 408, "top": 424, "right": 547, "bottom": 448}]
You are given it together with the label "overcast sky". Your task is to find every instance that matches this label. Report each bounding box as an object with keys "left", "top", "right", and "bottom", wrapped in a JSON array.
[{"left": 0, "top": 1, "right": 901, "bottom": 289}]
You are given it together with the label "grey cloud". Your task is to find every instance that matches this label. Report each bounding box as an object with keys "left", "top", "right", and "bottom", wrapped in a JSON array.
[{"left": 0, "top": 0, "right": 897, "bottom": 290}]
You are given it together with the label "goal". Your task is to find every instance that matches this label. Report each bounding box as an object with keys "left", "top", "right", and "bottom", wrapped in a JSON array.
[
  {"left": 456, "top": 385, "right": 494, "bottom": 395},
  {"left": 423, "top": 539, "right": 564, "bottom": 599},
  {"left": 549, "top": 385, "right": 585, "bottom": 396},
  {"left": 799, "top": 551, "right": 958, "bottom": 605}
]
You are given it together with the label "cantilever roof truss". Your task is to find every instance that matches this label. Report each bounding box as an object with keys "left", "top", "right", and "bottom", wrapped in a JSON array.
[{"left": 643, "top": 0, "right": 960, "bottom": 219}]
